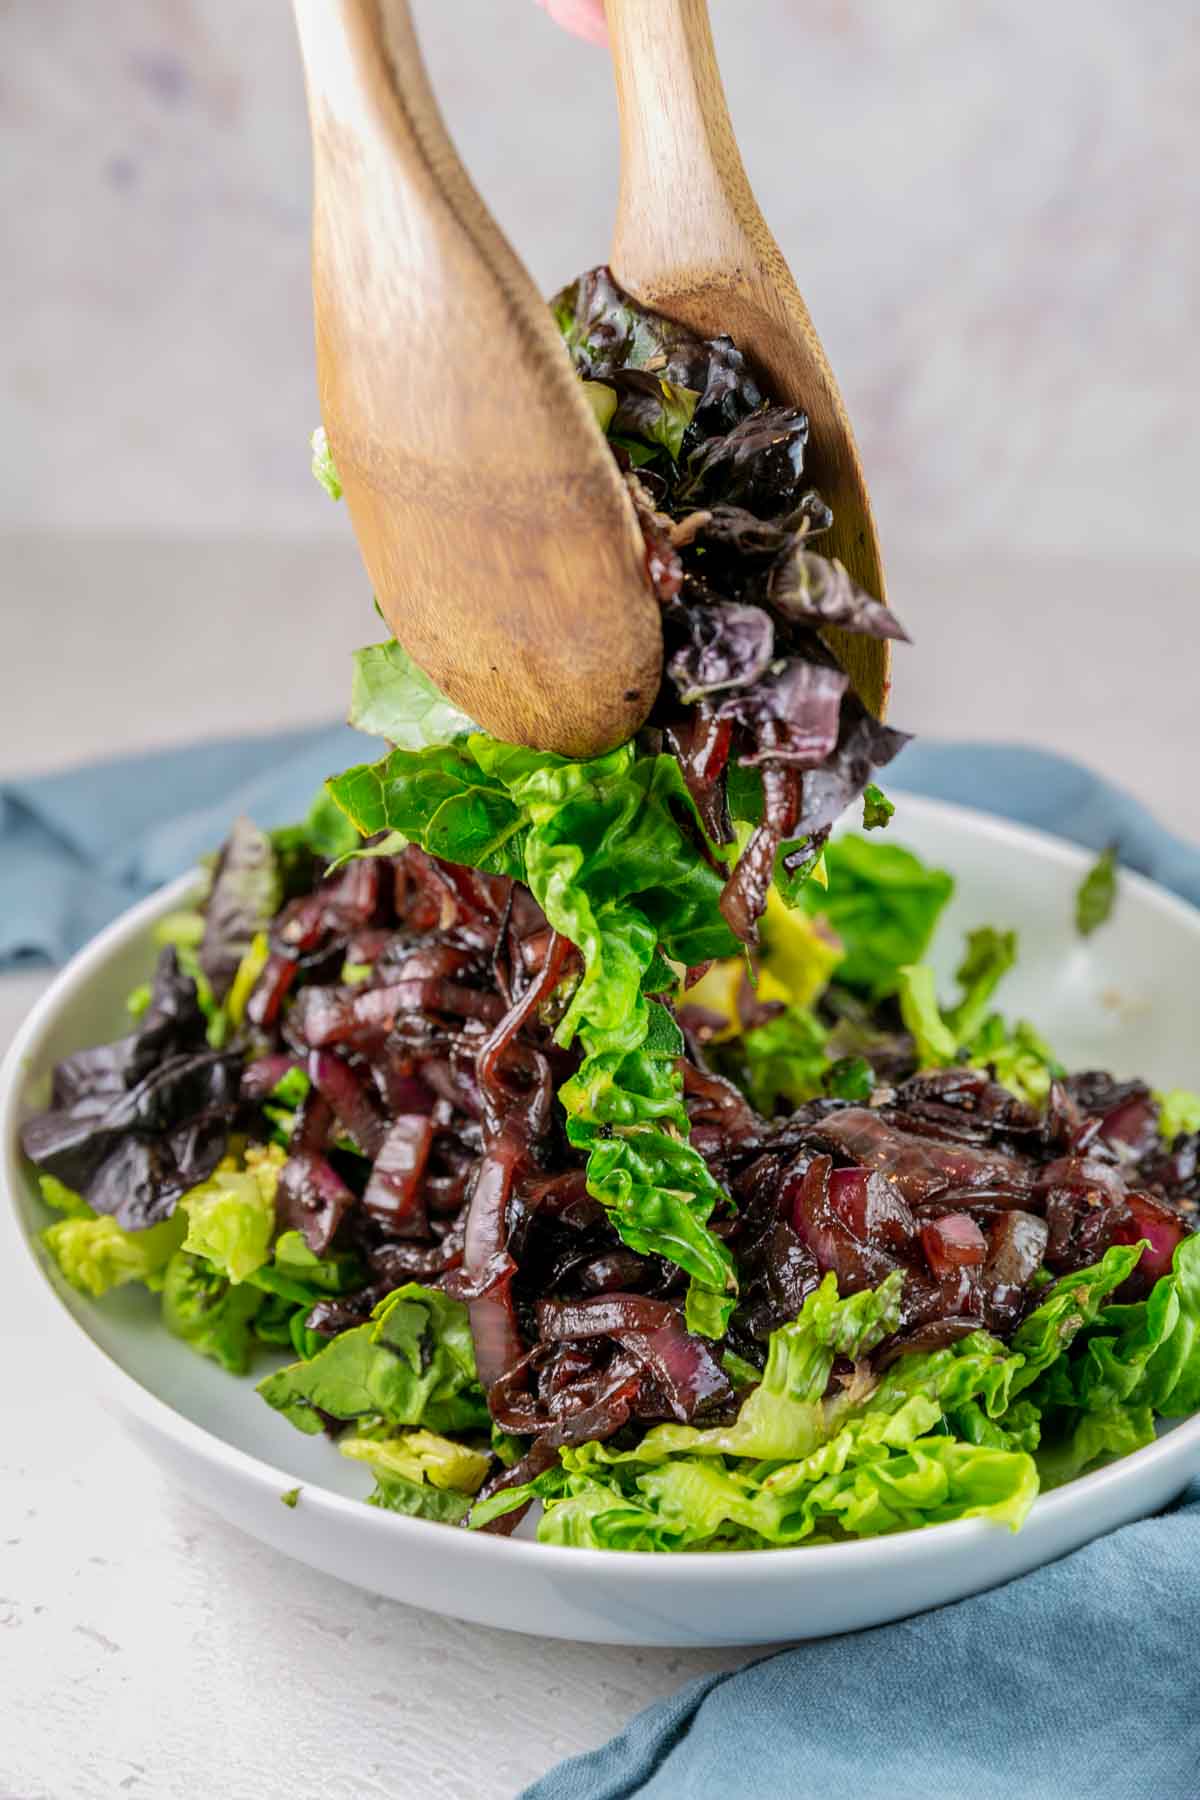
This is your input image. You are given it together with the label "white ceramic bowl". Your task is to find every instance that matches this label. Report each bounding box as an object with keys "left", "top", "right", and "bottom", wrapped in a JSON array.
[{"left": 4, "top": 794, "right": 1200, "bottom": 1647}]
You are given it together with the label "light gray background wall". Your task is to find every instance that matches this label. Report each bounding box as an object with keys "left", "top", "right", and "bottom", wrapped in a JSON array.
[{"left": 4, "top": 0, "right": 1198, "bottom": 824}]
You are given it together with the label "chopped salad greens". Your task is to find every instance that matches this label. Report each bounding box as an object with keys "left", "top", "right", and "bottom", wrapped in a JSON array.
[{"left": 21, "top": 270, "right": 1200, "bottom": 1553}]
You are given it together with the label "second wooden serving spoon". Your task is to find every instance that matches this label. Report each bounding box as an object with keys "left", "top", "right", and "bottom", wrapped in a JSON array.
[{"left": 605, "top": 0, "right": 892, "bottom": 719}]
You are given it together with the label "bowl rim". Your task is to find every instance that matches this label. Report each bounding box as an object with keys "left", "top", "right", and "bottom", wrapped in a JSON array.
[{"left": 4, "top": 789, "right": 1200, "bottom": 1586}]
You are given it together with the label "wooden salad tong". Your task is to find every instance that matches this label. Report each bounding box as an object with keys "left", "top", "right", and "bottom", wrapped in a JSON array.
[{"left": 291, "top": 0, "right": 889, "bottom": 758}]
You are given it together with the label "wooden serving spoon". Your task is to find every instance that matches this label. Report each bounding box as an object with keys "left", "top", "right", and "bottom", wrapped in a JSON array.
[
  {"left": 605, "top": 0, "right": 891, "bottom": 719},
  {"left": 291, "top": 0, "right": 662, "bottom": 757}
]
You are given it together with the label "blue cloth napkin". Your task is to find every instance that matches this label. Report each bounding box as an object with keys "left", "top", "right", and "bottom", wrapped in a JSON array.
[
  {"left": 5, "top": 735, "right": 1200, "bottom": 1800},
  {"left": 0, "top": 725, "right": 368, "bottom": 968},
  {"left": 529, "top": 1482, "right": 1200, "bottom": 1800}
]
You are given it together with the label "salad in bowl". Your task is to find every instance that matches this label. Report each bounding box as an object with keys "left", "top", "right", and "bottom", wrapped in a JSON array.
[{"left": 18, "top": 274, "right": 1200, "bottom": 1555}]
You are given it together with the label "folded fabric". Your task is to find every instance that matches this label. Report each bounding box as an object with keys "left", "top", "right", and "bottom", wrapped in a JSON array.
[
  {"left": 526, "top": 1479, "right": 1200, "bottom": 1800},
  {"left": 0, "top": 724, "right": 369, "bottom": 969},
  {"left": 4, "top": 730, "right": 1199, "bottom": 971}
]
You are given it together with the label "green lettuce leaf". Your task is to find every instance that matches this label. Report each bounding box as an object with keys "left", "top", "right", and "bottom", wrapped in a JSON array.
[
  {"left": 1035, "top": 1404, "right": 1155, "bottom": 1491},
  {"left": 1007, "top": 1243, "right": 1146, "bottom": 1394},
  {"left": 861, "top": 784, "right": 894, "bottom": 830},
  {"left": 257, "top": 1282, "right": 487, "bottom": 1437},
  {"left": 330, "top": 742, "right": 528, "bottom": 877},
  {"left": 609, "top": 376, "right": 700, "bottom": 463},
  {"left": 945, "top": 927, "right": 1018, "bottom": 1044},
  {"left": 310, "top": 425, "right": 342, "bottom": 500},
  {"left": 736, "top": 1007, "right": 831, "bottom": 1114},
  {"left": 1158, "top": 1088, "right": 1200, "bottom": 1142},
  {"left": 348, "top": 640, "right": 477, "bottom": 747},
  {"left": 895, "top": 925, "right": 1060, "bottom": 1103},
  {"left": 967, "top": 1014, "right": 1064, "bottom": 1105},
  {"left": 824, "top": 1054, "right": 874, "bottom": 1101},
  {"left": 179, "top": 1146, "right": 283, "bottom": 1283},
  {"left": 361, "top": 1473, "right": 475, "bottom": 1524},
  {"left": 38, "top": 1174, "right": 93, "bottom": 1218},
  {"left": 948, "top": 1396, "right": 1042, "bottom": 1455},
  {"left": 161, "top": 1251, "right": 263, "bottom": 1374},
  {"left": 42, "top": 1209, "right": 185, "bottom": 1299},
  {"left": 341, "top": 1424, "right": 491, "bottom": 1522},
  {"left": 247, "top": 1231, "right": 366, "bottom": 1359},
  {"left": 1029, "top": 1233, "right": 1200, "bottom": 1420},
  {"left": 1076, "top": 844, "right": 1118, "bottom": 937},
  {"left": 341, "top": 1427, "right": 489, "bottom": 1493},
  {"left": 801, "top": 836, "right": 954, "bottom": 998},
  {"left": 899, "top": 928, "right": 1019, "bottom": 1070},
  {"left": 898, "top": 963, "right": 959, "bottom": 1067}
]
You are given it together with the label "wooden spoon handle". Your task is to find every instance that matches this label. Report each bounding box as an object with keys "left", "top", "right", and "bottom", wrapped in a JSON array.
[
  {"left": 293, "top": 0, "right": 551, "bottom": 381},
  {"left": 608, "top": 0, "right": 777, "bottom": 303},
  {"left": 606, "top": 0, "right": 890, "bottom": 717}
]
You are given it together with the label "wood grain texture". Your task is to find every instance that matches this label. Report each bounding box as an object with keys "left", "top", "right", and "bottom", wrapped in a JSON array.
[
  {"left": 606, "top": 0, "right": 891, "bottom": 719},
  {"left": 292, "top": 0, "right": 662, "bottom": 757}
]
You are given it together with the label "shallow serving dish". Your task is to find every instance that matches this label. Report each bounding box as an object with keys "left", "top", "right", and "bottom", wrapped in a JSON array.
[{"left": 4, "top": 793, "right": 1200, "bottom": 1647}]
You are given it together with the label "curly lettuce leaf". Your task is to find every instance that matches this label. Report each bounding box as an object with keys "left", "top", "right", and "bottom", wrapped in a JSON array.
[
  {"left": 342, "top": 1428, "right": 489, "bottom": 1495},
  {"left": 179, "top": 1145, "right": 284, "bottom": 1284},
  {"left": 359, "top": 1473, "right": 475, "bottom": 1524},
  {"left": 340, "top": 1423, "right": 492, "bottom": 1523},
  {"left": 257, "top": 1282, "right": 487, "bottom": 1437},
  {"left": 613, "top": 1271, "right": 905, "bottom": 1464},
  {"left": 161, "top": 1251, "right": 263, "bottom": 1373},
  {"left": 348, "top": 640, "right": 477, "bottom": 747},
  {"left": 42, "top": 1208, "right": 185, "bottom": 1299},
  {"left": 245, "top": 1231, "right": 366, "bottom": 1359},
  {"left": 1007, "top": 1243, "right": 1147, "bottom": 1394},
  {"left": 1158, "top": 1088, "right": 1200, "bottom": 1142},
  {"left": 1035, "top": 1404, "right": 1155, "bottom": 1491},
  {"left": 1030, "top": 1233, "right": 1200, "bottom": 1419},
  {"left": 801, "top": 835, "right": 954, "bottom": 998}
]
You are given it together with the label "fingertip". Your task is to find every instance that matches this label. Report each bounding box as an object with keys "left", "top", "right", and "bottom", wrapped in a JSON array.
[{"left": 535, "top": 0, "right": 609, "bottom": 49}]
